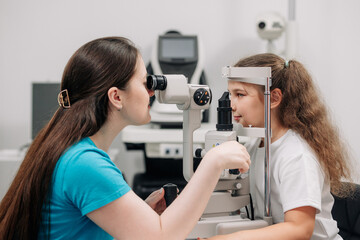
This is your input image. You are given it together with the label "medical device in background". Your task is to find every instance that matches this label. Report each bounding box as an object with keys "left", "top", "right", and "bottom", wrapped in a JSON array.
[
  {"left": 147, "top": 66, "right": 273, "bottom": 238},
  {"left": 32, "top": 83, "right": 60, "bottom": 140},
  {"left": 147, "top": 30, "right": 208, "bottom": 126},
  {"left": 256, "top": 0, "right": 297, "bottom": 59},
  {"left": 256, "top": 12, "right": 285, "bottom": 54}
]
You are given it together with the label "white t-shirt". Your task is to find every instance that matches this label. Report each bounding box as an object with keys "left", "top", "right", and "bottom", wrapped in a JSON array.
[{"left": 249, "top": 129, "right": 342, "bottom": 240}]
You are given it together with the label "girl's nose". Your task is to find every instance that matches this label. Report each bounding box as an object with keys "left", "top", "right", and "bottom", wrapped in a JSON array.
[{"left": 230, "top": 99, "right": 236, "bottom": 111}]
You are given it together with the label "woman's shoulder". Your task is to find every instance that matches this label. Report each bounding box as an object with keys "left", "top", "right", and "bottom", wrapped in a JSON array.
[
  {"left": 65, "top": 137, "right": 108, "bottom": 158},
  {"left": 54, "top": 138, "right": 119, "bottom": 186},
  {"left": 58, "top": 138, "right": 111, "bottom": 169}
]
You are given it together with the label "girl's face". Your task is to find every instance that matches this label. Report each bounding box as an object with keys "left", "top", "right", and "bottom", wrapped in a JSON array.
[
  {"left": 120, "top": 55, "right": 154, "bottom": 125},
  {"left": 228, "top": 80, "right": 264, "bottom": 127}
]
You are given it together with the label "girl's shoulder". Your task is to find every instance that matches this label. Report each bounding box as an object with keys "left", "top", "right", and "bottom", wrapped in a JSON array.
[
  {"left": 272, "top": 129, "right": 318, "bottom": 164},
  {"left": 274, "top": 129, "right": 308, "bottom": 149}
]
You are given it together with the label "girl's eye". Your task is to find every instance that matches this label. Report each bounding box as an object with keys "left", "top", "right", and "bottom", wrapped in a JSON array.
[{"left": 229, "top": 92, "right": 245, "bottom": 99}]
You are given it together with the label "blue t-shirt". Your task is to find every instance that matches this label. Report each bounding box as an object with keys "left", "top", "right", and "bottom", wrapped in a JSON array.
[{"left": 39, "top": 137, "right": 131, "bottom": 240}]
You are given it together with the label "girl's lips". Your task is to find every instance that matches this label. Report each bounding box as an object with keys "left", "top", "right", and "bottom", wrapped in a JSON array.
[{"left": 233, "top": 116, "right": 241, "bottom": 122}]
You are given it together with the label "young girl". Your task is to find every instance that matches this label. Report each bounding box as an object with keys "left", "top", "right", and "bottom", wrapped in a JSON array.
[
  {"left": 201, "top": 53, "right": 353, "bottom": 240},
  {"left": 0, "top": 37, "right": 251, "bottom": 240}
]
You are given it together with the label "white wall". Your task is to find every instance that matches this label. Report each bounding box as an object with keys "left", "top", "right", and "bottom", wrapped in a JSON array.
[{"left": 1, "top": 0, "right": 359, "bottom": 182}]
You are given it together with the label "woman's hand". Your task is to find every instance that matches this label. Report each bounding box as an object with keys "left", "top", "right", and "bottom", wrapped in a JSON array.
[
  {"left": 206, "top": 141, "right": 251, "bottom": 173},
  {"left": 144, "top": 188, "right": 166, "bottom": 215}
]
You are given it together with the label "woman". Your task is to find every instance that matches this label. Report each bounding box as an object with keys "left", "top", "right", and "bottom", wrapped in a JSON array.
[{"left": 0, "top": 37, "right": 251, "bottom": 240}]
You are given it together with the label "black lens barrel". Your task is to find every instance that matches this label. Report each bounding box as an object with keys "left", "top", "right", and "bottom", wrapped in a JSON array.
[
  {"left": 216, "top": 91, "right": 233, "bottom": 131},
  {"left": 147, "top": 75, "right": 167, "bottom": 91}
]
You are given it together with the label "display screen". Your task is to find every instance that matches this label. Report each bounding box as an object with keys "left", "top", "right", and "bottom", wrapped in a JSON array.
[
  {"left": 32, "top": 83, "right": 60, "bottom": 139},
  {"left": 160, "top": 38, "right": 196, "bottom": 59}
]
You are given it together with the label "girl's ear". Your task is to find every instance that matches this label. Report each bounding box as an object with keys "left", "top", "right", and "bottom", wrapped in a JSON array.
[
  {"left": 270, "top": 88, "right": 283, "bottom": 109},
  {"left": 108, "top": 87, "right": 123, "bottom": 111}
]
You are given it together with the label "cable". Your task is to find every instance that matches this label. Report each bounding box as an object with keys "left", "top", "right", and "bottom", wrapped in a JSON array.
[{"left": 249, "top": 193, "right": 255, "bottom": 220}]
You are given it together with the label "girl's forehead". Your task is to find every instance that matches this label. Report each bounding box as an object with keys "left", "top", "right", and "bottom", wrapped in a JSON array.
[
  {"left": 228, "top": 81, "right": 263, "bottom": 99},
  {"left": 228, "top": 81, "right": 256, "bottom": 91}
]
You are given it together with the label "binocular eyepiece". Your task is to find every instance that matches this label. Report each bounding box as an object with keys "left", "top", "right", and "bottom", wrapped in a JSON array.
[{"left": 147, "top": 75, "right": 167, "bottom": 91}]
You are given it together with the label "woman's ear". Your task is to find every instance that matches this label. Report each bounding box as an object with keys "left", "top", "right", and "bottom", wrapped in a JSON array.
[
  {"left": 270, "top": 88, "right": 282, "bottom": 109},
  {"left": 108, "top": 87, "right": 123, "bottom": 111}
]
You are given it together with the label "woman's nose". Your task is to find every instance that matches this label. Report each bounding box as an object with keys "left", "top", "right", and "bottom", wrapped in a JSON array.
[{"left": 148, "top": 89, "right": 155, "bottom": 97}]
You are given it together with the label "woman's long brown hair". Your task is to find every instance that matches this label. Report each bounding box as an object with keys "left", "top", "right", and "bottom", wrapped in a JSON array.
[
  {"left": 0, "top": 37, "right": 139, "bottom": 239},
  {"left": 234, "top": 53, "right": 353, "bottom": 197}
]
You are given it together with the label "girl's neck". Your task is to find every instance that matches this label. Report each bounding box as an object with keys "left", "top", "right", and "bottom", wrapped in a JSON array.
[
  {"left": 270, "top": 118, "right": 289, "bottom": 143},
  {"left": 259, "top": 117, "right": 288, "bottom": 147},
  {"left": 271, "top": 126, "right": 289, "bottom": 143}
]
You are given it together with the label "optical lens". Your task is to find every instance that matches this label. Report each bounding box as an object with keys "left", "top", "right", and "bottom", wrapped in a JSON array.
[{"left": 146, "top": 75, "right": 167, "bottom": 90}]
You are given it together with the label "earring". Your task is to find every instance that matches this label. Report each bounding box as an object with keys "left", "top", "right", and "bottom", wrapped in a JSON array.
[{"left": 118, "top": 105, "right": 123, "bottom": 111}]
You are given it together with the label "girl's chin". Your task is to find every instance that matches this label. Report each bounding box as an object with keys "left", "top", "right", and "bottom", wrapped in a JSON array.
[
  {"left": 234, "top": 119, "right": 246, "bottom": 126},
  {"left": 235, "top": 121, "right": 252, "bottom": 128}
]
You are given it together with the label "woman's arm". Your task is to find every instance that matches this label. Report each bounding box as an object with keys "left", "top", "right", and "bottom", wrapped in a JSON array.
[
  {"left": 200, "top": 206, "right": 316, "bottom": 240},
  {"left": 87, "top": 141, "right": 250, "bottom": 240}
]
